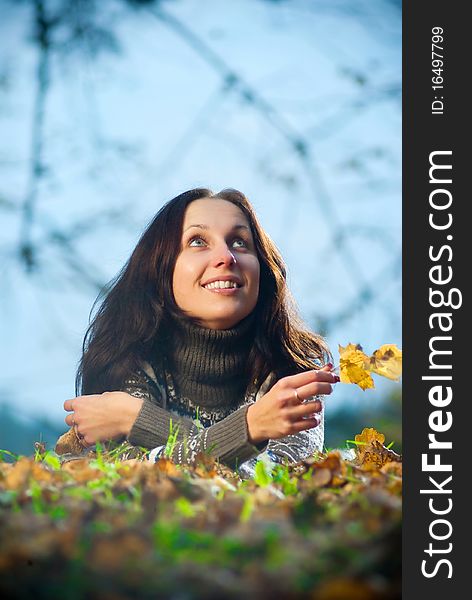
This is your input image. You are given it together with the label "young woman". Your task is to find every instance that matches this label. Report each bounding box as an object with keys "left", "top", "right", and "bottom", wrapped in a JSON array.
[{"left": 63, "top": 188, "right": 338, "bottom": 472}]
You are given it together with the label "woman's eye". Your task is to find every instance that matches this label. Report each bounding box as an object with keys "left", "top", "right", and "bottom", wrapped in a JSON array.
[
  {"left": 187, "top": 236, "right": 248, "bottom": 249},
  {"left": 188, "top": 237, "right": 206, "bottom": 247}
]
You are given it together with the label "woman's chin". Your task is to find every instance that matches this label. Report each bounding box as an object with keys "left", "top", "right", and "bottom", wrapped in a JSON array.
[{"left": 196, "top": 311, "right": 248, "bottom": 330}]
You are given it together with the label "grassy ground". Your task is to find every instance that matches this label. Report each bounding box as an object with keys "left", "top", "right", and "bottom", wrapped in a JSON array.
[{"left": 0, "top": 431, "right": 401, "bottom": 600}]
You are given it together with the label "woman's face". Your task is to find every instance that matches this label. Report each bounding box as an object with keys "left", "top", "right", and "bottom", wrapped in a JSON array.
[{"left": 172, "top": 198, "right": 260, "bottom": 329}]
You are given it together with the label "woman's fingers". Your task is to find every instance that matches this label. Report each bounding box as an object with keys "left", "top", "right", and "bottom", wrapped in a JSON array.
[
  {"left": 282, "top": 368, "right": 338, "bottom": 390},
  {"left": 63, "top": 394, "right": 102, "bottom": 412},
  {"left": 288, "top": 417, "right": 320, "bottom": 434},
  {"left": 290, "top": 400, "right": 323, "bottom": 420},
  {"left": 280, "top": 366, "right": 338, "bottom": 406},
  {"left": 65, "top": 413, "right": 82, "bottom": 427},
  {"left": 295, "top": 380, "right": 334, "bottom": 401}
]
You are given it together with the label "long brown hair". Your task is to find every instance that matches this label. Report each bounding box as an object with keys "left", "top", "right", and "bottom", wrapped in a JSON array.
[{"left": 76, "top": 188, "right": 330, "bottom": 396}]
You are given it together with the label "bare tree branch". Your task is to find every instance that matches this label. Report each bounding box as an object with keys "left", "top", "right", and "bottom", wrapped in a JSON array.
[{"left": 19, "top": 0, "right": 55, "bottom": 272}]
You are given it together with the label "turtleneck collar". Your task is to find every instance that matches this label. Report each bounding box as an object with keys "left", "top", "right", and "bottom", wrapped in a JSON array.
[{"left": 161, "top": 312, "right": 256, "bottom": 409}]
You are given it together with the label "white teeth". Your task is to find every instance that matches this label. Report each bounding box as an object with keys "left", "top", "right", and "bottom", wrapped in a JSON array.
[{"left": 204, "top": 280, "right": 239, "bottom": 289}]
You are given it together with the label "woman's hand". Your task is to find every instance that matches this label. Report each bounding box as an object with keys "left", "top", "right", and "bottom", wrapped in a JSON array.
[
  {"left": 63, "top": 391, "right": 144, "bottom": 448},
  {"left": 246, "top": 365, "right": 338, "bottom": 444}
]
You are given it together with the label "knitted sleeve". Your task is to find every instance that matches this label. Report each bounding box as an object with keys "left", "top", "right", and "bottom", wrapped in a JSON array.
[{"left": 123, "top": 365, "right": 261, "bottom": 470}]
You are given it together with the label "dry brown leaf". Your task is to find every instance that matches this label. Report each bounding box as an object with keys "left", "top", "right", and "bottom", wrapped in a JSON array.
[
  {"left": 360, "top": 441, "right": 402, "bottom": 471},
  {"left": 193, "top": 452, "right": 218, "bottom": 478},
  {"left": 154, "top": 457, "right": 182, "bottom": 477},
  {"left": 55, "top": 428, "right": 85, "bottom": 455},
  {"left": 61, "top": 458, "right": 102, "bottom": 483},
  {"left": 354, "top": 427, "right": 385, "bottom": 465},
  {"left": 2, "top": 457, "right": 32, "bottom": 490},
  {"left": 381, "top": 461, "right": 403, "bottom": 477},
  {"left": 368, "top": 344, "right": 402, "bottom": 381},
  {"left": 30, "top": 462, "right": 55, "bottom": 484},
  {"left": 313, "top": 451, "right": 345, "bottom": 476},
  {"left": 0, "top": 462, "right": 13, "bottom": 484},
  {"left": 304, "top": 452, "right": 346, "bottom": 487},
  {"left": 311, "top": 468, "right": 332, "bottom": 487},
  {"left": 354, "top": 428, "right": 402, "bottom": 472}
]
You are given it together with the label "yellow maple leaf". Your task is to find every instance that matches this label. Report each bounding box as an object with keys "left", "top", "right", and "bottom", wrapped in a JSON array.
[
  {"left": 355, "top": 427, "right": 386, "bottom": 446},
  {"left": 368, "top": 344, "right": 402, "bottom": 381},
  {"left": 338, "top": 344, "right": 374, "bottom": 390}
]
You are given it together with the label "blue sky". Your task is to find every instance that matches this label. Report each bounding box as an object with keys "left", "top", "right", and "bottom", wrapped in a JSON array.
[{"left": 0, "top": 0, "right": 401, "bottom": 429}]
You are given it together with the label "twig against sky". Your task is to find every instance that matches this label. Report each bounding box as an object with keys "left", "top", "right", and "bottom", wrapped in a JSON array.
[{"left": 19, "top": 0, "right": 54, "bottom": 273}]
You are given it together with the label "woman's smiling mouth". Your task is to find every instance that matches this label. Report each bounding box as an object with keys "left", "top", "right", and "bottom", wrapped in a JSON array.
[{"left": 202, "top": 279, "right": 242, "bottom": 294}]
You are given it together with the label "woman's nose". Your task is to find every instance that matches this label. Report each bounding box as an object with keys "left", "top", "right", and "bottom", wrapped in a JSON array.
[{"left": 212, "top": 244, "right": 236, "bottom": 266}]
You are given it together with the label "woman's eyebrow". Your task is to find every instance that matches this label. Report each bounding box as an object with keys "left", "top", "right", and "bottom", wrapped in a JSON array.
[{"left": 183, "top": 224, "right": 250, "bottom": 233}]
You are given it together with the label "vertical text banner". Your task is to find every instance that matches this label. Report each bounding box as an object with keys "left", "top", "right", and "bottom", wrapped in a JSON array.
[{"left": 403, "top": 2, "right": 467, "bottom": 598}]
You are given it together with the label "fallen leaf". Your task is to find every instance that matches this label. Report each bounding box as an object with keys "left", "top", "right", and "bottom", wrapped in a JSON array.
[
  {"left": 354, "top": 428, "right": 385, "bottom": 463},
  {"left": 361, "top": 441, "right": 402, "bottom": 470},
  {"left": 154, "top": 457, "right": 182, "bottom": 477},
  {"left": 354, "top": 428, "right": 402, "bottom": 471},
  {"left": 3, "top": 457, "right": 32, "bottom": 491},
  {"left": 355, "top": 428, "right": 385, "bottom": 447},
  {"left": 311, "top": 468, "right": 332, "bottom": 487},
  {"left": 193, "top": 452, "right": 218, "bottom": 478},
  {"left": 313, "top": 452, "right": 344, "bottom": 475},
  {"left": 381, "top": 461, "right": 403, "bottom": 477},
  {"left": 61, "top": 458, "right": 102, "bottom": 482}
]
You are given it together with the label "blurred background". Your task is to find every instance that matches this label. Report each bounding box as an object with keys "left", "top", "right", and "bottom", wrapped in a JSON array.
[{"left": 0, "top": 0, "right": 401, "bottom": 455}]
